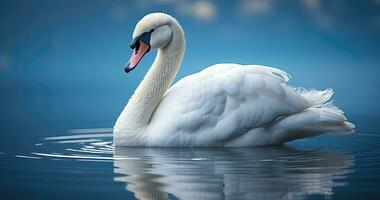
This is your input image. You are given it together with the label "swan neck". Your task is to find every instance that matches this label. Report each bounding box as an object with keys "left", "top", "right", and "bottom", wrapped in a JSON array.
[{"left": 116, "top": 22, "right": 185, "bottom": 131}]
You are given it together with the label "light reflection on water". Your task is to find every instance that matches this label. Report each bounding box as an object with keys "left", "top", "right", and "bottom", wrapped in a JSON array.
[
  {"left": 113, "top": 147, "right": 353, "bottom": 200},
  {"left": 2, "top": 129, "right": 366, "bottom": 200},
  {"left": 2, "top": 120, "right": 380, "bottom": 200}
]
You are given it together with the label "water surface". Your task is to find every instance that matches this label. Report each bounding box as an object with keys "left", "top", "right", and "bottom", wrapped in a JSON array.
[{"left": 1, "top": 116, "right": 379, "bottom": 200}]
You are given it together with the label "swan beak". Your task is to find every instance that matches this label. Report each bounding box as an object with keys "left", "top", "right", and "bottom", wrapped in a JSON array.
[
  {"left": 124, "top": 30, "right": 154, "bottom": 73},
  {"left": 124, "top": 41, "right": 150, "bottom": 73}
]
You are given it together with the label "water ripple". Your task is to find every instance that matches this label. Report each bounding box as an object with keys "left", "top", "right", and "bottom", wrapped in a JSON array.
[{"left": 1, "top": 127, "right": 380, "bottom": 199}]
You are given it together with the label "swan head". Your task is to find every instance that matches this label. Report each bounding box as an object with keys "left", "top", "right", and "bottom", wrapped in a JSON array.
[{"left": 125, "top": 13, "right": 175, "bottom": 73}]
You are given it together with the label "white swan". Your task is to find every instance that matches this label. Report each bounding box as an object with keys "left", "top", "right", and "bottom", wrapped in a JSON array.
[{"left": 113, "top": 13, "right": 354, "bottom": 146}]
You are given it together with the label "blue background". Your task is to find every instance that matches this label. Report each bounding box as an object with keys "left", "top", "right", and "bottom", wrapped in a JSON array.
[{"left": 0, "top": 0, "right": 379, "bottom": 145}]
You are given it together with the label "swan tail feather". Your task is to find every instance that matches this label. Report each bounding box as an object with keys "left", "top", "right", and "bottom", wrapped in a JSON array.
[
  {"left": 295, "top": 87, "right": 334, "bottom": 107},
  {"left": 270, "top": 106, "right": 355, "bottom": 144}
]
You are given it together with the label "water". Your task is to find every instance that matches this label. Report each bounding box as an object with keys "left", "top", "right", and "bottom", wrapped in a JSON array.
[{"left": 0, "top": 116, "right": 379, "bottom": 200}]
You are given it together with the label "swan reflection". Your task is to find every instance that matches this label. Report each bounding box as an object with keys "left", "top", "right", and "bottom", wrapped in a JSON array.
[{"left": 113, "top": 147, "right": 353, "bottom": 200}]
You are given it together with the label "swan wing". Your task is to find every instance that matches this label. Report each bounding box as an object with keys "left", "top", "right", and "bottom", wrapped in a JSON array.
[{"left": 148, "top": 64, "right": 310, "bottom": 145}]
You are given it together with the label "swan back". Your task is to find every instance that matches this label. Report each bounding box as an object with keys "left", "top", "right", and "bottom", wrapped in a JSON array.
[{"left": 146, "top": 64, "right": 310, "bottom": 146}]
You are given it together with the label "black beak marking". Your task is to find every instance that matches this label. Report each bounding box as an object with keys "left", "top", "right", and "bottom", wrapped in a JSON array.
[
  {"left": 129, "top": 29, "right": 154, "bottom": 50},
  {"left": 124, "top": 63, "right": 132, "bottom": 73}
]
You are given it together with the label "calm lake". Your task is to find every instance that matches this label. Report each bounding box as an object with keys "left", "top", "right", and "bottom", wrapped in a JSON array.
[{"left": 0, "top": 115, "right": 379, "bottom": 199}]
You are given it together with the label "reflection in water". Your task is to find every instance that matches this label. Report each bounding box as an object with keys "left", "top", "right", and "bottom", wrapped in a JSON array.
[
  {"left": 4, "top": 123, "right": 380, "bottom": 199},
  {"left": 113, "top": 147, "right": 354, "bottom": 200},
  {"left": 4, "top": 130, "right": 362, "bottom": 200}
]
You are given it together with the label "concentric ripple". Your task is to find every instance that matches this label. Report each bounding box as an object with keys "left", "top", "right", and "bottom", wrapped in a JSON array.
[{"left": 33, "top": 130, "right": 116, "bottom": 161}]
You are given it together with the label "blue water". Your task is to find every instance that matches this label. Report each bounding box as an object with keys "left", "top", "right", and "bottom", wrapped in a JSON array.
[
  {"left": 1, "top": 1, "right": 380, "bottom": 199},
  {"left": 1, "top": 116, "right": 380, "bottom": 200}
]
